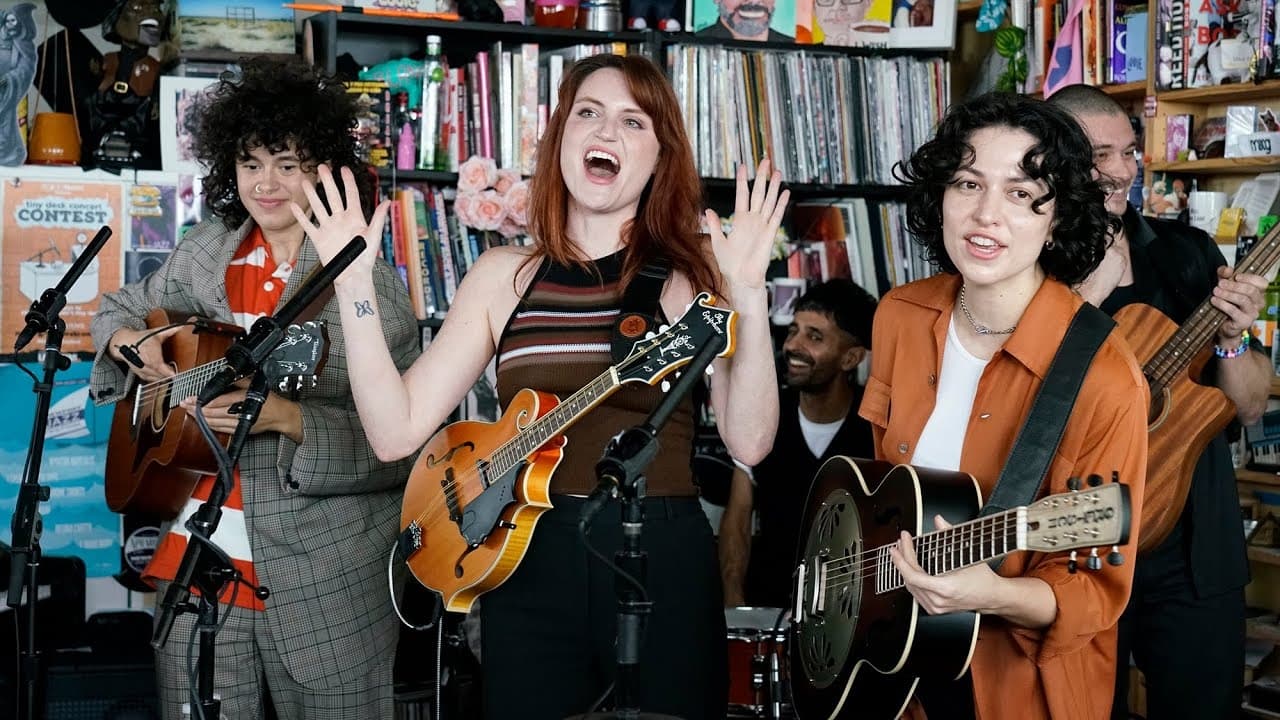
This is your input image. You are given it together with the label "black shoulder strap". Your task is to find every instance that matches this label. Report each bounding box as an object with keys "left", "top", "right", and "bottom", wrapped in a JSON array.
[
  {"left": 610, "top": 259, "right": 670, "bottom": 364},
  {"left": 980, "top": 302, "right": 1117, "bottom": 530}
]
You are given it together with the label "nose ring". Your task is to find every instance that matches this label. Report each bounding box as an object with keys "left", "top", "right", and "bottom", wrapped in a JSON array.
[{"left": 254, "top": 183, "right": 265, "bottom": 194}]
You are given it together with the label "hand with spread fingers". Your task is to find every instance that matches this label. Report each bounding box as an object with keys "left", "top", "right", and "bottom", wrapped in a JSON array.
[
  {"left": 704, "top": 157, "right": 791, "bottom": 292},
  {"left": 291, "top": 164, "right": 388, "bottom": 285}
]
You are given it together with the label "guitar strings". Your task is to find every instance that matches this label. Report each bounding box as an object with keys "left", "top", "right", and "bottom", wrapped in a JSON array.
[
  {"left": 134, "top": 359, "right": 228, "bottom": 408},
  {"left": 818, "top": 513, "right": 1017, "bottom": 590},
  {"left": 403, "top": 327, "right": 689, "bottom": 531}
]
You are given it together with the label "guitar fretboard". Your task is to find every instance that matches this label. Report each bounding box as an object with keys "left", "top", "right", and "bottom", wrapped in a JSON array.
[
  {"left": 1147, "top": 223, "right": 1280, "bottom": 391},
  {"left": 485, "top": 370, "right": 622, "bottom": 481},
  {"left": 873, "top": 509, "right": 1020, "bottom": 594}
]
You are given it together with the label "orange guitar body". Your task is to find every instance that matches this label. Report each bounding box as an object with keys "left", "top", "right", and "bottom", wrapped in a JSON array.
[
  {"left": 104, "top": 309, "right": 239, "bottom": 517},
  {"left": 401, "top": 387, "right": 565, "bottom": 614},
  {"left": 1114, "top": 303, "right": 1235, "bottom": 552}
]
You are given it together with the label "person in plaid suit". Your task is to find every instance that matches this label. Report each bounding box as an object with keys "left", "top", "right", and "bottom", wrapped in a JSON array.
[{"left": 90, "top": 58, "right": 419, "bottom": 720}]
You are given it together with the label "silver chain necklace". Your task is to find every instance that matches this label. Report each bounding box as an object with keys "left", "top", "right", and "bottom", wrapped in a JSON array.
[{"left": 958, "top": 285, "right": 1017, "bottom": 336}]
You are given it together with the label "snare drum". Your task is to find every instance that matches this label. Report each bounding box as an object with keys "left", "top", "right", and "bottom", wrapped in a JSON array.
[{"left": 725, "top": 606, "right": 792, "bottom": 718}]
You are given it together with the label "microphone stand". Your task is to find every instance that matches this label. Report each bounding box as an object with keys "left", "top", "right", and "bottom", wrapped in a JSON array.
[
  {"left": 152, "top": 370, "right": 271, "bottom": 720},
  {"left": 7, "top": 225, "right": 109, "bottom": 720},
  {"left": 572, "top": 338, "right": 725, "bottom": 720},
  {"left": 8, "top": 321, "right": 71, "bottom": 720}
]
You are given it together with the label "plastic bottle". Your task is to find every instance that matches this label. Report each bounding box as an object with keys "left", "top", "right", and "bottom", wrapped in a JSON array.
[{"left": 394, "top": 92, "right": 416, "bottom": 171}]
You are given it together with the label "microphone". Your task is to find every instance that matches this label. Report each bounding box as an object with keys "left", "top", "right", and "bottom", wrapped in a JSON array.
[
  {"left": 14, "top": 226, "right": 112, "bottom": 351},
  {"left": 197, "top": 236, "right": 365, "bottom": 405}
]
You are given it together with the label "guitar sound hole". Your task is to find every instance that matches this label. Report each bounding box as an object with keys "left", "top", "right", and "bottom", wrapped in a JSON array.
[{"left": 149, "top": 382, "right": 172, "bottom": 432}]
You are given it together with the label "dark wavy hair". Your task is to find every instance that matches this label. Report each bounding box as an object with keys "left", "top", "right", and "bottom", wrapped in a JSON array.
[
  {"left": 893, "top": 92, "right": 1114, "bottom": 286},
  {"left": 194, "top": 57, "right": 374, "bottom": 230},
  {"left": 527, "top": 54, "right": 718, "bottom": 295},
  {"left": 794, "top": 278, "right": 877, "bottom": 350}
]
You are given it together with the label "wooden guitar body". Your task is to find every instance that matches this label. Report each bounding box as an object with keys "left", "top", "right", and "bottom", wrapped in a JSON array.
[
  {"left": 1113, "top": 303, "right": 1234, "bottom": 552},
  {"left": 104, "top": 309, "right": 239, "bottom": 517},
  {"left": 400, "top": 387, "right": 564, "bottom": 614},
  {"left": 790, "top": 458, "right": 983, "bottom": 720}
]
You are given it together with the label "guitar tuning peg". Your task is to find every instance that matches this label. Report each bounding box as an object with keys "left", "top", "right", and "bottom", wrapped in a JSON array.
[
  {"left": 645, "top": 332, "right": 656, "bottom": 340},
  {"left": 658, "top": 324, "right": 669, "bottom": 333},
  {"left": 1067, "top": 550, "right": 1078, "bottom": 574},
  {"left": 661, "top": 380, "right": 671, "bottom": 393},
  {"left": 1067, "top": 477, "right": 1082, "bottom": 492},
  {"left": 1086, "top": 548, "right": 1102, "bottom": 571},
  {"left": 1107, "top": 546, "right": 1124, "bottom": 566},
  {"left": 1087, "top": 473, "right": 1103, "bottom": 487}
]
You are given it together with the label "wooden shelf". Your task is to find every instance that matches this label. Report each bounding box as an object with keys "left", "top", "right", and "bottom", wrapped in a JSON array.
[
  {"left": 1145, "top": 157, "right": 1280, "bottom": 173},
  {"left": 1271, "top": 375, "right": 1280, "bottom": 397},
  {"left": 958, "top": 0, "right": 983, "bottom": 18},
  {"left": 1157, "top": 79, "right": 1280, "bottom": 104},
  {"left": 1102, "top": 81, "right": 1147, "bottom": 101},
  {"left": 1241, "top": 468, "right": 1280, "bottom": 487}
]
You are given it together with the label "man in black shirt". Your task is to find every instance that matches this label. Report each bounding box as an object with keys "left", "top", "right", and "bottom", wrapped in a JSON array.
[
  {"left": 1052, "top": 84, "right": 1271, "bottom": 720},
  {"left": 719, "top": 278, "right": 876, "bottom": 608}
]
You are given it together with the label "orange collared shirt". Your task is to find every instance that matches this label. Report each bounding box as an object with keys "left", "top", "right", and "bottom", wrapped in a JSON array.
[{"left": 859, "top": 273, "right": 1149, "bottom": 720}]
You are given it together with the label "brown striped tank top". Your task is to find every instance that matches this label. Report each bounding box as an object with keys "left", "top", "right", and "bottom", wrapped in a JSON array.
[{"left": 495, "top": 249, "right": 697, "bottom": 497}]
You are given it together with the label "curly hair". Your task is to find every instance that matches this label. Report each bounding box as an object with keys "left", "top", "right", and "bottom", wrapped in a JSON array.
[
  {"left": 527, "top": 54, "right": 718, "bottom": 295},
  {"left": 893, "top": 92, "right": 1114, "bottom": 286},
  {"left": 194, "top": 57, "right": 374, "bottom": 230}
]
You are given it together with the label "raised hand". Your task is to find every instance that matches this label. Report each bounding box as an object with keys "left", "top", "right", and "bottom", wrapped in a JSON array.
[
  {"left": 704, "top": 157, "right": 791, "bottom": 291},
  {"left": 291, "top": 164, "right": 388, "bottom": 284}
]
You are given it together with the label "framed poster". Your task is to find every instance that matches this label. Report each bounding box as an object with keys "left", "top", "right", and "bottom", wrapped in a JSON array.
[{"left": 158, "top": 75, "right": 218, "bottom": 176}]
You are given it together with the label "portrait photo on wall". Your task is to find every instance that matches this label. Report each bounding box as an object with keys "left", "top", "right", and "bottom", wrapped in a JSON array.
[
  {"left": 689, "top": 0, "right": 797, "bottom": 42},
  {"left": 158, "top": 74, "right": 216, "bottom": 175},
  {"left": 815, "top": 0, "right": 955, "bottom": 49}
]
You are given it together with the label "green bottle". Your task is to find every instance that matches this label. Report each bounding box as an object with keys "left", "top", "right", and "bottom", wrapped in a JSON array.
[{"left": 417, "top": 35, "right": 446, "bottom": 171}]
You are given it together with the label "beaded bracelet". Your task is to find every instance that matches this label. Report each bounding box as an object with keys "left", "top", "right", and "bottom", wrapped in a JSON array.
[{"left": 1214, "top": 329, "right": 1252, "bottom": 359}]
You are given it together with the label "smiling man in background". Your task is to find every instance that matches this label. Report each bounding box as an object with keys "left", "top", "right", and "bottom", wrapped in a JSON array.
[{"left": 696, "top": 0, "right": 793, "bottom": 41}]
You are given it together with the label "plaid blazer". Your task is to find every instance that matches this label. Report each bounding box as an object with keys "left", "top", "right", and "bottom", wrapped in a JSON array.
[{"left": 91, "top": 218, "right": 420, "bottom": 687}]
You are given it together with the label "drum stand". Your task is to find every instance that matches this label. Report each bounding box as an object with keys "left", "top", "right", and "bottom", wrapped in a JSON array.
[{"left": 571, "top": 341, "right": 724, "bottom": 720}]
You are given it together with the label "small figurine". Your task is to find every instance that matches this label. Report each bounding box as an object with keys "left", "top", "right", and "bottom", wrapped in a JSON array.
[
  {"left": 628, "top": 0, "right": 682, "bottom": 31},
  {"left": 0, "top": 3, "right": 36, "bottom": 167},
  {"left": 83, "top": 0, "right": 170, "bottom": 170}
]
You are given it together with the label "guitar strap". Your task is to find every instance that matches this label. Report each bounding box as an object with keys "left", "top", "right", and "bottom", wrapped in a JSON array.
[
  {"left": 610, "top": 258, "right": 671, "bottom": 364},
  {"left": 980, "top": 302, "right": 1116, "bottom": 569}
]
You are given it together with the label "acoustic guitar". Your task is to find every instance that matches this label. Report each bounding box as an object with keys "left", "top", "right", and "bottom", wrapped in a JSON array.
[
  {"left": 790, "top": 457, "right": 1131, "bottom": 720},
  {"left": 104, "top": 308, "right": 329, "bottom": 518},
  {"left": 397, "top": 292, "right": 736, "bottom": 614},
  {"left": 1115, "top": 225, "right": 1280, "bottom": 552}
]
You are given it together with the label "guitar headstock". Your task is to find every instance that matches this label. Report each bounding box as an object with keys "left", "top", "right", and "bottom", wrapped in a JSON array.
[
  {"left": 266, "top": 320, "right": 330, "bottom": 393},
  {"left": 616, "top": 292, "right": 737, "bottom": 387},
  {"left": 1022, "top": 480, "right": 1131, "bottom": 560}
]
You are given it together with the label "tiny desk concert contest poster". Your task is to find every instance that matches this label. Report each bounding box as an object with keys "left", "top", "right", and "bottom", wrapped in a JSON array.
[{"left": 1, "top": 177, "right": 123, "bottom": 354}]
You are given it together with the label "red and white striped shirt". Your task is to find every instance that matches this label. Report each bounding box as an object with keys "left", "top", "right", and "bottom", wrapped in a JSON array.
[{"left": 143, "top": 227, "right": 291, "bottom": 610}]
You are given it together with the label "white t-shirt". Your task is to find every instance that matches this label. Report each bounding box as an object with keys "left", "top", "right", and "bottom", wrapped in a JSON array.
[
  {"left": 798, "top": 407, "right": 846, "bottom": 458},
  {"left": 911, "top": 316, "right": 989, "bottom": 472}
]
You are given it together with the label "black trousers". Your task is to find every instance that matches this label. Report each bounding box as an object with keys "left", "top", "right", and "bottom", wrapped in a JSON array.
[
  {"left": 481, "top": 495, "right": 728, "bottom": 720},
  {"left": 1112, "top": 532, "right": 1245, "bottom": 720}
]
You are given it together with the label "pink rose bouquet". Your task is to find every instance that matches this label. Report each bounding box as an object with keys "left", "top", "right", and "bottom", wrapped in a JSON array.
[{"left": 454, "top": 155, "right": 530, "bottom": 240}]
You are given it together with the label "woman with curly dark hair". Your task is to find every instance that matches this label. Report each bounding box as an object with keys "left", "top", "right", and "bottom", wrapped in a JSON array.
[
  {"left": 857, "top": 92, "right": 1149, "bottom": 719},
  {"left": 90, "top": 56, "right": 419, "bottom": 719}
]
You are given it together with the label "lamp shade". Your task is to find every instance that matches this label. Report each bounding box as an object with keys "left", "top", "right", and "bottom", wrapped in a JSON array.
[{"left": 27, "top": 112, "right": 81, "bottom": 165}]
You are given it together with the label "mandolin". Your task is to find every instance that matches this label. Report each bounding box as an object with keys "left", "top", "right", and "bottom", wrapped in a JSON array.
[
  {"left": 790, "top": 457, "right": 1131, "bottom": 720},
  {"left": 397, "top": 292, "right": 736, "bottom": 613},
  {"left": 104, "top": 308, "right": 328, "bottom": 518}
]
